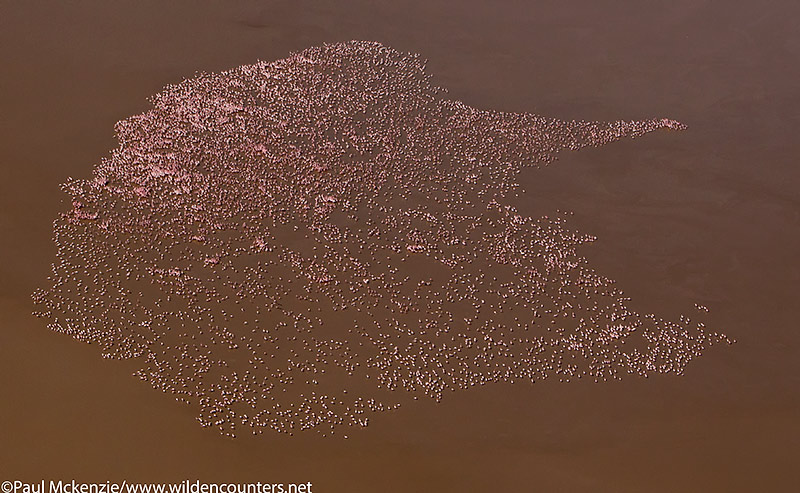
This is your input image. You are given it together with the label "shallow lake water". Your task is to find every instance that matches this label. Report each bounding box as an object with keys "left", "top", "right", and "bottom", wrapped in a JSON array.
[{"left": 1, "top": 1, "right": 798, "bottom": 491}]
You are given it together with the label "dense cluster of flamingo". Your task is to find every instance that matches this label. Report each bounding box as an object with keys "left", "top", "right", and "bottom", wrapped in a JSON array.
[{"left": 33, "top": 41, "right": 729, "bottom": 437}]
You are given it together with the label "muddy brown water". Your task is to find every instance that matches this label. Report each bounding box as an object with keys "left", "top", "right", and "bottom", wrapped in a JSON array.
[{"left": 1, "top": 1, "right": 798, "bottom": 491}]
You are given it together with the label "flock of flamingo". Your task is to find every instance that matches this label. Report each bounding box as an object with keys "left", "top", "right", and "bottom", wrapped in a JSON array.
[{"left": 32, "top": 41, "right": 730, "bottom": 437}]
